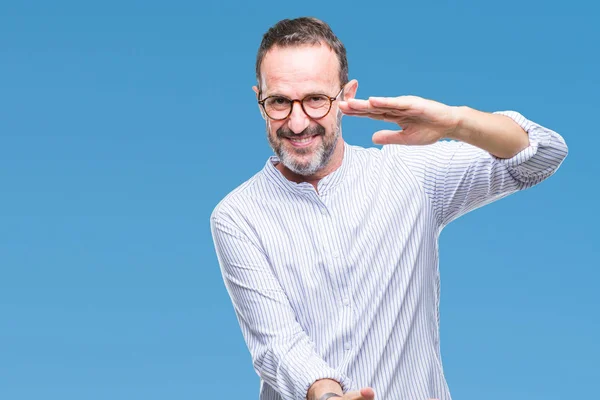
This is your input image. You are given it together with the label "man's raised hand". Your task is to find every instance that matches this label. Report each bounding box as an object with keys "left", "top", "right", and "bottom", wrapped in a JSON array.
[{"left": 339, "top": 96, "right": 461, "bottom": 146}]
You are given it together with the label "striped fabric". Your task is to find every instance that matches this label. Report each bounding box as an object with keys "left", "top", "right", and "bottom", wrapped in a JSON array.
[{"left": 210, "top": 111, "right": 568, "bottom": 400}]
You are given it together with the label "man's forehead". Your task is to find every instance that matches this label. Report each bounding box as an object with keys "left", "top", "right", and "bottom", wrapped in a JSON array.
[{"left": 260, "top": 44, "right": 339, "bottom": 94}]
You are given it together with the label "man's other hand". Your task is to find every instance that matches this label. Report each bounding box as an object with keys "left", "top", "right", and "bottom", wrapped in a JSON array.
[{"left": 341, "top": 387, "right": 375, "bottom": 400}]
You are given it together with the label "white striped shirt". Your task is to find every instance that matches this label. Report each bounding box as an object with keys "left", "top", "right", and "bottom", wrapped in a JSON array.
[{"left": 210, "top": 111, "right": 568, "bottom": 400}]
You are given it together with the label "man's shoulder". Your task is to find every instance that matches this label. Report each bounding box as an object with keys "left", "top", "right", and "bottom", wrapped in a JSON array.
[
  {"left": 346, "top": 142, "right": 381, "bottom": 157},
  {"left": 346, "top": 141, "right": 443, "bottom": 162},
  {"left": 210, "top": 166, "right": 268, "bottom": 226}
]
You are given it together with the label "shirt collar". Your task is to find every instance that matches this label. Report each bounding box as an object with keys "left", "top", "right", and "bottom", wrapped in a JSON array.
[{"left": 262, "top": 141, "right": 353, "bottom": 196}]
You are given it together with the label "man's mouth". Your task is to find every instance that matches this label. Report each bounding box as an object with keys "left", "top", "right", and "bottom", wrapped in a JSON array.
[{"left": 286, "top": 134, "right": 319, "bottom": 148}]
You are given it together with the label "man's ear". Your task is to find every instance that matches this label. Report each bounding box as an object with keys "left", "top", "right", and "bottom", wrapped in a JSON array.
[
  {"left": 252, "top": 85, "right": 267, "bottom": 120},
  {"left": 343, "top": 79, "right": 359, "bottom": 101}
]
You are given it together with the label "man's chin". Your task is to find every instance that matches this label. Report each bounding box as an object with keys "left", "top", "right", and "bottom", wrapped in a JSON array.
[{"left": 279, "top": 154, "right": 321, "bottom": 176}]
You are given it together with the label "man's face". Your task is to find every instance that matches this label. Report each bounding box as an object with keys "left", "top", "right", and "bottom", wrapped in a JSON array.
[{"left": 255, "top": 44, "right": 343, "bottom": 176}]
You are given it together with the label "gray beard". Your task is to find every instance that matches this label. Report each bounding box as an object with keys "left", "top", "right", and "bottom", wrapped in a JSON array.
[
  {"left": 268, "top": 112, "right": 342, "bottom": 176},
  {"left": 276, "top": 130, "right": 339, "bottom": 176},
  {"left": 267, "top": 125, "right": 340, "bottom": 176}
]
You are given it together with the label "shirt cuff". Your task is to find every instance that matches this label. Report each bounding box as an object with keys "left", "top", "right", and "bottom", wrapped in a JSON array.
[
  {"left": 492, "top": 110, "right": 560, "bottom": 182},
  {"left": 298, "top": 364, "right": 355, "bottom": 400}
]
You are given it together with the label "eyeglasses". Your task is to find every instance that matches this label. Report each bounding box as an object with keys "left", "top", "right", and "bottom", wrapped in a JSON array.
[{"left": 258, "top": 87, "right": 344, "bottom": 121}]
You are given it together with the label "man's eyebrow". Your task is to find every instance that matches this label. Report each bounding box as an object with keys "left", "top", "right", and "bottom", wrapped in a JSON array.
[
  {"left": 263, "top": 91, "right": 286, "bottom": 98},
  {"left": 263, "top": 89, "right": 331, "bottom": 98}
]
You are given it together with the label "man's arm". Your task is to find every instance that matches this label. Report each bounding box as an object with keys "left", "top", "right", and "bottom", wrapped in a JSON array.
[
  {"left": 449, "top": 106, "right": 530, "bottom": 159},
  {"left": 210, "top": 214, "right": 354, "bottom": 400},
  {"left": 394, "top": 110, "right": 567, "bottom": 226},
  {"left": 340, "top": 97, "right": 568, "bottom": 226}
]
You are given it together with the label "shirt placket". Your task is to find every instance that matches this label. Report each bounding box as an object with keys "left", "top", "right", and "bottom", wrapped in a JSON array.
[{"left": 311, "top": 192, "right": 354, "bottom": 354}]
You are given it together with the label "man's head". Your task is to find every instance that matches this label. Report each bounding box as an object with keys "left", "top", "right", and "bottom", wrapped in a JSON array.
[{"left": 253, "top": 17, "right": 358, "bottom": 178}]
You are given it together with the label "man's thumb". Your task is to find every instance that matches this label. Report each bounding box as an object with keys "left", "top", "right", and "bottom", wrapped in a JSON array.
[
  {"left": 372, "top": 130, "right": 406, "bottom": 145},
  {"left": 359, "top": 387, "right": 375, "bottom": 399}
]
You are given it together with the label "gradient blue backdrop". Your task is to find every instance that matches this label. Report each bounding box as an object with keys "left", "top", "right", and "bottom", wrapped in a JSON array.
[{"left": 1, "top": 1, "right": 598, "bottom": 399}]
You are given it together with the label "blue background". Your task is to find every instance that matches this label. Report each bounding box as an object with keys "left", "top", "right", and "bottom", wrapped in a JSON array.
[{"left": 1, "top": 1, "right": 598, "bottom": 399}]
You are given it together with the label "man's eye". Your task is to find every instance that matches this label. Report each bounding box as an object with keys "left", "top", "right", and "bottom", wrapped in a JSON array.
[
  {"left": 305, "top": 96, "right": 328, "bottom": 106},
  {"left": 272, "top": 97, "right": 289, "bottom": 105}
]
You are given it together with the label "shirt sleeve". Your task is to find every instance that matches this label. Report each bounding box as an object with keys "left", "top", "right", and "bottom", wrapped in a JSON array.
[
  {"left": 388, "top": 110, "right": 568, "bottom": 228},
  {"left": 210, "top": 214, "right": 354, "bottom": 400}
]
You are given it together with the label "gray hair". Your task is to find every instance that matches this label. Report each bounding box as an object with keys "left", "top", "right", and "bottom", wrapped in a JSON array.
[{"left": 255, "top": 17, "right": 349, "bottom": 91}]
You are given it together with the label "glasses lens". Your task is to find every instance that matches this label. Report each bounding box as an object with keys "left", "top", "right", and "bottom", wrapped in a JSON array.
[
  {"left": 303, "top": 95, "right": 331, "bottom": 118},
  {"left": 264, "top": 97, "right": 292, "bottom": 120}
]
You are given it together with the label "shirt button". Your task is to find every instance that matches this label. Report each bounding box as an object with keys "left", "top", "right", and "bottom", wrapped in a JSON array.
[
  {"left": 342, "top": 297, "right": 349, "bottom": 306},
  {"left": 344, "top": 342, "right": 351, "bottom": 350},
  {"left": 332, "top": 251, "right": 340, "bottom": 259},
  {"left": 320, "top": 208, "right": 327, "bottom": 216}
]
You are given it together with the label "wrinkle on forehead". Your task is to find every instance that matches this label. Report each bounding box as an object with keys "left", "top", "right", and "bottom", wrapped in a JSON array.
[{"left": 260, "top": 43, "right": 339, "bottom": 97}]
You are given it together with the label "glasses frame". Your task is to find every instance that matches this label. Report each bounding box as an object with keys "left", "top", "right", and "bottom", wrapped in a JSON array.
[{"left": 258, "top": 86, "right": 345, "bottom": 121}]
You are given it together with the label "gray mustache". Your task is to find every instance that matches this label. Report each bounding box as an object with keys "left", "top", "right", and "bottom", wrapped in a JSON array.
[{"left": 277, "top": 125, "right": 326, "bottom": 139}]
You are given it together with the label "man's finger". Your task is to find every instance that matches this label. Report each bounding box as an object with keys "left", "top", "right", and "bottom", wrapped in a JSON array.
[
  {"left": 372, "top": 129, "right": 409, "bottom": 145},
  {"left": 341, "top": 111, "right": 386, "bottom": 119},
  {"left": 359, "top": 387, "right": 375, "bottom": 399},
  {"left": 340, "top": 107, "right": 388, "bottom": 115},
  {"left": 340, "top": 99, "right": 383, "bottom": 113},
  {"left": 344, "top": 387, "right": 376, "bottom": 400},
  {"left": 342, "top": 111, "right": 398, "bottom": 123},
  {"left": 340, "top": 100, "right": 409, "bottom": 115},
  {"left": 369, "top": 96, "right": 415, "bottom": 110}
]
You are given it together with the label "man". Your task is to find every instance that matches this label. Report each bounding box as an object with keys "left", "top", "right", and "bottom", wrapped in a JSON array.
[{"left": 210, "top": 17, "right": 568, "bottom": 400}]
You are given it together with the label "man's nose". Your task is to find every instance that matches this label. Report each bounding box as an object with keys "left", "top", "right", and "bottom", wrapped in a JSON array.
[{"left": 287, "top": 100, "right": 310, "bottom": 134}]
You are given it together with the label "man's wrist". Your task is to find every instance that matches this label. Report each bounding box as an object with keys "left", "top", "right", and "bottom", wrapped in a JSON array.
[
  {"left": 307, "top": 379, "right": 343, "bottom": 400},
  {"left": 445, "top": 106, "right": 530, "bottom": 158},
  {"left": 445, "top": 105, "right": 472, "bottom": 142},
  {"left": 318, "top": 393, "right": 342, "bottom": 400}
]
